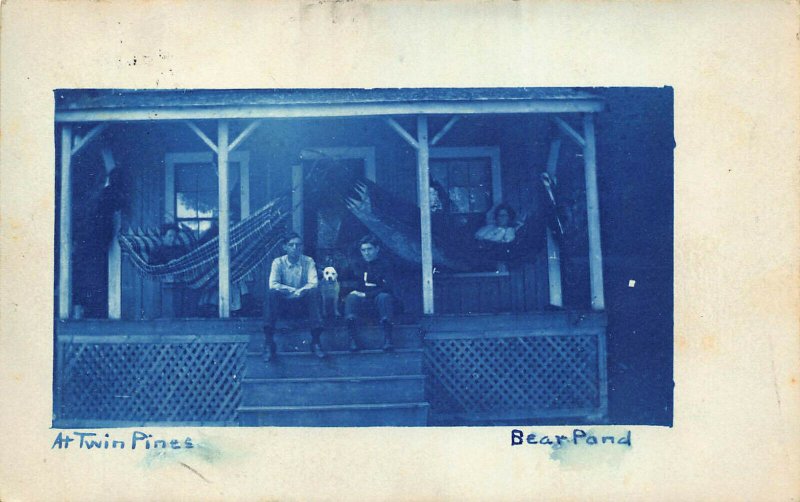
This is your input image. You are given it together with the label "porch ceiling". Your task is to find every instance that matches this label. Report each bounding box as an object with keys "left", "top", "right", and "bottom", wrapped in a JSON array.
[{"left": 54, "top": 88, "right": 605, "bottom": 122}]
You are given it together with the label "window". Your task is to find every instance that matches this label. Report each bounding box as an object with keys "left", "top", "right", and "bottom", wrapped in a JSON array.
[
  {"left": 165, "top": 152, "right": 250, "bottom": 237},
  {"left": 429, "top": 147, "right": 502, "bottom": 215}
]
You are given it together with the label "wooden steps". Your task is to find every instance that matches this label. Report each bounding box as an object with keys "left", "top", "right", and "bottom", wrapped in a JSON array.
[
  {"left": 245, "top": 349, "right": 424, "bottom": 379},
  {"left": 239, "top": 323, "right": 429, "bottom": 426},
  {"left": 247, "top": 323, "right": 424, "bottom": 353}
]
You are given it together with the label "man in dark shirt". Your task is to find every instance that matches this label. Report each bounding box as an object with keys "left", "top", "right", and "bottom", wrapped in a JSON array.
[{"left": 345, "top": 234, "right": 396, "bottom": 351}]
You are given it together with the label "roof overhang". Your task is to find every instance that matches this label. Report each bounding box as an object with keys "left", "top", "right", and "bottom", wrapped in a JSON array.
[{"left": 54, "top": 88, "right": 605, "bottom": 123}]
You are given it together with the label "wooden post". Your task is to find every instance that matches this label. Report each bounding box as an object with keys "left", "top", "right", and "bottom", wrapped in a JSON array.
[
  {"left": 545, "top": 138, "right": 564, "bottom": 308},
  {"left": 240, "top": 153, "right": 251, "bottom": 218},
  {"left": 416, "top": 115, "right": 434, "bottom": 314},
  {"left": 59, "top": 125, "right": 73, "bottom": 319},
  {"left": 218, "top": 121, "right": 231, "bottom": 318},
  {"left": 292, "top": 164, "right": 304, "bottom": 238},
  {"left": 101, "top": 148, "right": 122, "bottom": 319},
  {"left": 583, "top": 114, "right": 605, "bottom": 310}
]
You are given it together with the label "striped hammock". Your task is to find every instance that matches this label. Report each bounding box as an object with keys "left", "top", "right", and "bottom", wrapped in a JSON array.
[{"left": 118, "top": 194, "right": 290, "bottom": 289}]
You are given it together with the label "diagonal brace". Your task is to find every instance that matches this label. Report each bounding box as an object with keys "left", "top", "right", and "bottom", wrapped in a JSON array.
[
  {"left": 384, "top": 118, "right": 419, "bottom": 150},
  {"left": 229, "top": 120, "right": 262, "bottom": 152},
  {"left": 430, "top": 116, "right": 460, "bottom": 146},
  {"left": 185, "top": 121, "right": 219, "bottom": 153},
  {"left": 553, "top": 116, "right": 586, "bottom": 147},
  {"left": 71, "top": 123, "right": 108, "bottom": 156}
]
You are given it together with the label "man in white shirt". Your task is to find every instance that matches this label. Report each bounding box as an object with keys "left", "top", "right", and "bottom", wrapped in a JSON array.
[{"left": 263, "top": 232, "right": 324, "bottom": 361}]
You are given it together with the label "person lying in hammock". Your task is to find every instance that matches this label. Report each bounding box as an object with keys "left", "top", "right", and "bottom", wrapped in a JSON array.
[
  {"left": 150, "top": 224, "right": 190, "bottom": 265},
  {"left": 475, "top": 203, "right": 525, "bottom": 244},
  {"left": 343, "top": 172, "right": 563, "bottom": 272}
]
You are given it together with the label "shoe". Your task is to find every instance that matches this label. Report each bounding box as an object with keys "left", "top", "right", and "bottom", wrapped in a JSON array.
[
  {"left": 263, "top": 342, "right": 277, "bottom": 363},
  {"left": 311, "top": 342, "right": 325, "bottom": 359}
]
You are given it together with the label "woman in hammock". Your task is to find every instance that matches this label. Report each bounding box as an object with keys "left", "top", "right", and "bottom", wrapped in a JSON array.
[{"left": 342, "top": 172, "right": 562, "bottom": 272}]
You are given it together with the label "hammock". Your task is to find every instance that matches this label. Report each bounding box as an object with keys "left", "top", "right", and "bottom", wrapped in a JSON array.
[
  {"left": 119, "top": 159, "right": 561, "bottom": 287},
  {"left": 341, "top": 174, "right": 560, "bottom": 271},
  {"left": 118, "top": 194, "right": 291, "bottom": 289}
]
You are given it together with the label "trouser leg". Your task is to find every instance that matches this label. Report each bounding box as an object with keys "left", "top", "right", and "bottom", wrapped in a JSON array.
[
  {"left": 375, "top": 293, "right": 394, "bottom": 323},
  {"left": 375, "top": 293, "right": 394, "bottom": 350},
  {"left": 262, "top": 290, "right": 282, "bottom": 361},
  {"left": 306, "top": 291, "right": 324, "bottom": 330},
  {"left": 263, "top": 289, "right": 282, "bottom": 332},
  {"left": 344, "top": 293, "right": 362, "bottom": 351}
]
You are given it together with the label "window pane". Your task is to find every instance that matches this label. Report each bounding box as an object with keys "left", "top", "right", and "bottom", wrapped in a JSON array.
[
  {"left": 449, "top": 187, "right": 470, "bottom": 213},
  {"left": 180, "top": 220, "right": 200, "bottom": 236},
  {"left": 195, "top": 164, "right": 218, "bottom": 192},
  {"left": 450, "top": 161, "right": 469, "bottom": 186},
  {"left": 176, "top": 192, "right": 198, "bottom": 218},
  {"left": 196, "top": 191, "right": 217, "bottom": 218},
  {"left": 469, "top": 187, "right": 491, "bottom": 213},
  {"left": 198, "top": 220, "right": 213, "bottom": 236},
  {"left": 469, "top": 162, "right": 490, "bottom": 185},
  {"left": 175, "top": 163, "right": 211, "bottom": 191}
]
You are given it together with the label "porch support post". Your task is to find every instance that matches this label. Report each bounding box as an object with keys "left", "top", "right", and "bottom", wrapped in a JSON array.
[
  {"left": 59, "top": 125, "right": 73, "bottom": 319},
  {"left": 545, "top": 138, "right": 564, "bottom": 308},
  {"left": 416, "top": 115, "right": 434, "bottom": 314},
  {"left": 292, "top": 164, "right": 304, "bottom": 238},
  {"left": 101, "top": 148, "right": 122, "bottom": 319},
  {"left": 582, "top": 113, "right": 605, "bottom": 310},
  {"left": 217, "top": 120, "right": 231, "bottom": 318}
]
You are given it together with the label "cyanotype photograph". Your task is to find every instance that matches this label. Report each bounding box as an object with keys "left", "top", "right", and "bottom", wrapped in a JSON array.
[{"left": 53, "top": 87, "right": 673, "bottom": 428}]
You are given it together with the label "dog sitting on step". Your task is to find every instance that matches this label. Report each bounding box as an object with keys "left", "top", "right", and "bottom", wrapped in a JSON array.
[{"left": 319, "top": 266, "right": 341, "bottom": 318}]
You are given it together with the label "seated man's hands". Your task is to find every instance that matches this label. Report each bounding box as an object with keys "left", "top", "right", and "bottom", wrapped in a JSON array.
[{"left": 348, "top": 290, "right": 367, "bottom": 299}]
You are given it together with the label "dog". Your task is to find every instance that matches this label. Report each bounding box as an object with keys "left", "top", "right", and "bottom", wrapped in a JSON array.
[{"left": 319, "top": 266, "right": 341, "bottom": 318}]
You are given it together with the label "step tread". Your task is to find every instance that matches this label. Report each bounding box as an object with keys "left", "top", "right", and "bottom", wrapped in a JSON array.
[
  {"left": 246, "top": 348, "right": 423, "bottom": 357},
  {"left": 239, "top": 402, "right": 429, "bottom": 412},
  {"left": 270, "top": 322, "right": 421, "bottom": 330},
  {"left": 243, "top": 375, "right": 425, "bottom": 384}
]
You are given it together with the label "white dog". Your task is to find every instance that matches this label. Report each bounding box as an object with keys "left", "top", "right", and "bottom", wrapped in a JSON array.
[{"left": 319, "top": 266, "right": 341, "bottom": 317}]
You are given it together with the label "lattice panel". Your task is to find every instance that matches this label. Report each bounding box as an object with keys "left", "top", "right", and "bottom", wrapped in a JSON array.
[
  {"left": 425, "top": 334, "right": 600, "bottom": 416},
  {"left": 57, "top": 341, "right": 247, "bottom": 423}
]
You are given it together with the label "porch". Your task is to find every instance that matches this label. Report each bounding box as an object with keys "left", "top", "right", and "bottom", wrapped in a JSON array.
[
  {"left": 54, "top": 88, "right": 610, "bottom": 426},
  {"left": 54, "top": 311, "right": 607, "bottom": 427}
]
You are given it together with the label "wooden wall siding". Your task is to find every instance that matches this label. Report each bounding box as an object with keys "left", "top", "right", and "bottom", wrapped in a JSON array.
[
  {"left": 114, "top": 123, "right": 167, "bottom": 320},
  {"left": 434, "top": 264, "right": 549, "bottom": 315},
  {"left": 433, "top": 273, "right": 515, "bottom": 314}
]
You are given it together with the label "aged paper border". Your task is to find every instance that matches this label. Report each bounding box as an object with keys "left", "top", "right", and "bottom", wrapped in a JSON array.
[{"left": 1, "top": 1, "right": 798, "bottom": 500}]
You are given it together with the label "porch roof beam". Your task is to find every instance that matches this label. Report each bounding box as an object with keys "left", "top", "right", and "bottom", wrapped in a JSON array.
[
  {"left": 71, "top": 123, "right": 108, "bottom": 156},
  {"left": 385, "top": 118, "right": 419, "bottom": 150},
  {"left": 55, "top": 99, "right": 606, "bottom": 123},
  {"left": 430, "top": 116, "right": 460, "bottom": 146},
  {"left": 185, "top": 121, "right": 219, "bottom": 153},
  {"left": 229, "top": 119, "right": 262, "bottom": 152},
  {"left": 553, "top": 116, "right": 586, "bottom": 147}
]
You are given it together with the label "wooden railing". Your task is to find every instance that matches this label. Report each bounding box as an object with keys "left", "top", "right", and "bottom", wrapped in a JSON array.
[
  {"left": 422, "top": 312, "right": 608, "bottom": 423},
  {"left": 54, "top": 319, "right": 252, "bottom": 427}
]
